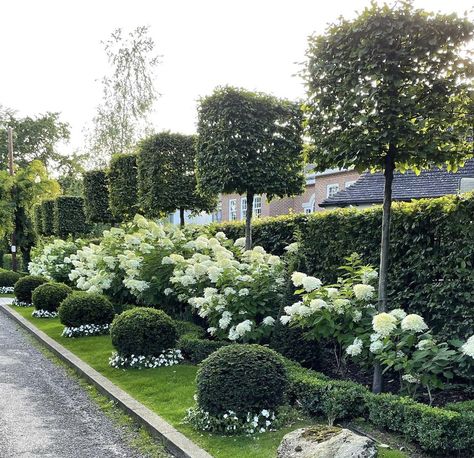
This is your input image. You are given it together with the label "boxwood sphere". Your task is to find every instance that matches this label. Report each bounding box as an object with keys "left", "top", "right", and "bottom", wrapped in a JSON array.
[
  {"left": 14, "top": 275, "right": 47, "bottom": 303},
  {"left": 58, "top": 291, "right": 115, "bottom": 327},
  {"left": 32, "top": 282, "right": 72, "bottom": 312},
  {"left": 111, "top": 307, "right": 178, "bottom": 357},
  {"left": 196, "top": 344, "right": 288, "bottom": 416},
  {"left": 0, "top": 269, "right": 22, "bottom": 287}
]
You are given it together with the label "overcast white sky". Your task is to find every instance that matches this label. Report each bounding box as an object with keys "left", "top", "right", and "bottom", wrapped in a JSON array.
[{"left": 0, "top": 0, "right": 472, "bottom": 153}]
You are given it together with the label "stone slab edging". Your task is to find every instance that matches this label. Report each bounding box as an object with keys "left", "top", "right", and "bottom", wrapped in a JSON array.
[{"left": 0, "top": 304, "right": 213, "bottom": 458}]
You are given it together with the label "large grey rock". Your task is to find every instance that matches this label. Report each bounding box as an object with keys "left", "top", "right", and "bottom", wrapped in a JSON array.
[{"left": 277, "top": 426, "right": 377, "bottom": 458}]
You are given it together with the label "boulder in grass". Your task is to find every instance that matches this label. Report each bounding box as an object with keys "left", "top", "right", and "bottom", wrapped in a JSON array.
[{"left": 277, "top": 425, "right": 377, "bottom": 458}]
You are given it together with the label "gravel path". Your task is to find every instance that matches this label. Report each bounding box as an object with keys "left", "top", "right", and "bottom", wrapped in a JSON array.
[{"left": 0, "top": 304, "right": 148, "bottom": 458}]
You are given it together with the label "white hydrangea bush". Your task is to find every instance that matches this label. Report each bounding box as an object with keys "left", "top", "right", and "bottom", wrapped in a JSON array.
[
  {"left": 168, "top": 234, "right": 285, "bottom": 342},
  {"left": 29, "top": 239, "right": 80, "bottom": 283}
]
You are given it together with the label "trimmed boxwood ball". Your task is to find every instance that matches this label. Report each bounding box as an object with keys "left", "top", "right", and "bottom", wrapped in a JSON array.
[
  {"left": 111, "top": 307, "right": 178, "bottom": 357},
  {"left": 14, "top": 275, "right": 47, "bottom": 303},
  {"left": 0, "top": 269, "right": 22, "bottom": 287},
  {"left": 196, "top": 344, "right": 288, "bottom": 416},
  {"left": 58, "top": 291, "right": 115, "bottom": 327},
  {"left": 32, "top": 282, "right": 72, "bottom": 312}
]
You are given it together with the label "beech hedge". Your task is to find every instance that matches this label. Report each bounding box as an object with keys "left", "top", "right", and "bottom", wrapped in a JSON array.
[
  {"left": 54, "top": 196, "right": 88, "bottom": 238},
  {"left": 83, "top": 170, "right": 114, "bottom": 224},
  {"left": 212, "top": 193, "right": 474, "bottom": 340},
  {"left": 109, "top": 153, "right": 139, "bottom": 222},
  {"left": 41, "top": 199, "right": 55, "bottom": 236}
]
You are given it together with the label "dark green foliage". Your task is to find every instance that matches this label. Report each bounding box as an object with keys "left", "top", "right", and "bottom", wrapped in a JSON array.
[
  {"left": 0, "top": 269, "right": 22, "bottom": 287},
  {"left": 109, "top": 153, "right": 139, "bottom": 221},
  {"left": 112, "top": 303, "right": 136, "bottom": 315},
  {"left": 14, "top": 275, "right": 47, "bottom": 304},
  {"left": 196, "top": 344, "right": 288, "bottom": 416},
  {"left": 41, "top": 199, "right": 55, "bottom": 236},
  {"left": 178, "top": 335, "right": 230, "bottom": 364},
  {"left": 83, "top": 170, "right": 113, "bottom": 223},
  {"left": 32, "top": 282, "right": 72, "bottom": 312},
  {"left": 445, "top": 400, "right": 474, "bottom": 414},
  {"left": 54, "top": 196, "right": 88, "bottom": 238},
  {"left": 366, "top": 392, "right": 474, "bottom": 454},
  {"left": 175, "top": 320, "right": 206, "bottom": 339},
  {"left": 2, "top": 254, "right": 23, "bottom": 272},
  {"left": 58, "top": 291, "right": 114, "bottom": 327},
  {"left": 138, "top": 132, "right": 216, "bottom": 221},
  {"left": 110, "top": 307, "right": 178, "bottom": 357},
  {"left": 209, "top": 213, "right": 308, "bottom": 256},
  {"left": 33, "top": 204, "right": 43, "bottom": 235}
]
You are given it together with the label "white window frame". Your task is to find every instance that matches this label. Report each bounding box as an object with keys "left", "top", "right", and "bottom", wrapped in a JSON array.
[
  {"left": 302, "top": 193, "right": 316, "bottom": 214},
  {"left": 241, "top": 197, "right": 247, "bottom": 220},
  {"left": 327, "top": 183, "right": 340, "bottom": 198},
  {"left": 253, "top": 195, "right": 262, "bottom": 218},
  {"left": 229, "top": 199, "right": 237, "bottom": 221}
]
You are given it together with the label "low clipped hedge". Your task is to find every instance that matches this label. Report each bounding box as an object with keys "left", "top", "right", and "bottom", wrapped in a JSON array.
[
  {"left": 0, "top": 269, "right": 22, "bottom": 287},
  {"left": 14, "top": 275, "right": 47, "bottom": 304},
  {"left": 178, "top": 335, "right": 230, "bottom": 364},
  {"left": 445, "top": 400, "right": 474, "bottom": 414},
  {"left": 197, "top": 344, "right": 288, "bottom": 416},
  {"left": 58, "top": 292, "right": 114, "bottom": 327},
  {"left": 32, "top": 282, "right": 72, "bottom": 312},
  {"left": 110, "top": 307, "right": 178, "bottom": 357}
]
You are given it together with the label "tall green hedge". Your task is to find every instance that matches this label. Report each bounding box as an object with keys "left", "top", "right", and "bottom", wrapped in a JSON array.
[
  {"left": 33, "top": 204, "right": 43, "bottom": 235},
  {"left": 108, "top": 153, "right": 139, "bottom": 221},
  {"left": 213, "top": 193, "right": 474, "bottom": 340},
  {"left": 83, "top": 170, "right": 113, "bottom": 224},
  {"left": 54, "top": 196, "right": 88, "bottom": 238},
  {"left": 41, "top": 199, "right": 55, "bottom": 236}
]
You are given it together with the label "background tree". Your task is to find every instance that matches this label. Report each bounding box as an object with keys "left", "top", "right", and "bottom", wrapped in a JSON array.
[
  {"left": 138, "top": 132, "right": 216, "bottom": 226},
  {"left": 0, "top": 106, "right": 70, "bottom": 170},
  {"left": 196, "top": 86, "right": 305, "bottom": 248},
  {"left": 108, "top": 153, "right": 139, "bottom": 221},
  {"left": 302, "top": 1, "right": 474, "bottom": 393},
  {"left": 87, "top": 26, "right": 159, "bottom": 167}
]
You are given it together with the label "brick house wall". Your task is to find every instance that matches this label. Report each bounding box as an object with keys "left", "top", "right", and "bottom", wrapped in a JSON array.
[{"left": 219, "top": 169, "right": 361, "bottom": 222}]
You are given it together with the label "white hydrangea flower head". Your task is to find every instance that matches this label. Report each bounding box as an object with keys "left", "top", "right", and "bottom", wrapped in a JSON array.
[
  {"left": 326, "top": 287, "right": 339, "bottom": 298},
  {"left": 280, "top": 315, "right": 291, "bottom": 325},
  {"left": 262, "top": 316, "right": 275, "bottom": 326},
  {"left": 389, "top": 308, "right": 407, "bottom": 320},
  {"left": 461, "top": 335, "right": 474, "bottom": 358},
  {"left": 369, "top": 340, "right": 383, "bottom": 353},
  {"left": 401, "top": 314, "right": 428, "bottom": 333},
  {"left": 353, "top": 284, "right": 375, "bottom": 300},
  {"left": 234, "top": 238, "right": 246, "bottom": 248},
  {"left": 309, "top": 299, "right": 327, "bottom": 311},
  {"left": 291, "top": 271, "right": 307, "bottom": 287},
  {"left": 284, "top": 242, "right": 298, "bottom": 254},
  {"left": 302, "top": 276, "right": 322, "bottom": 292},
  {"left": 346, "top": 337, "right": 363, "bottom": 356},
  {"left": 372, "top": 313, "right": 397, "bottom": 337}
]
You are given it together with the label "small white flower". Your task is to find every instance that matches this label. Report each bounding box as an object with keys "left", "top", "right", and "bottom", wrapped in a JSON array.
[{"left": 346, "top": 337, "right": 363, "bottom": 356}]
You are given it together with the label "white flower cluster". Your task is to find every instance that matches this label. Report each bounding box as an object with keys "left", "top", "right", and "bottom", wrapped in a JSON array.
[
  {"left": 402, "top": 374, "right": 420, "bottom": 384},
  {"left": 184, "top": 407, "right": 277, "bottom": 435},
  {"left": 12, "top": 299, "right": 31, "bottom": 307},
  {"left": 346, "top": 337, "right": 363, "bottom": 356},
  {"left": 169, "top": 235, "right": 284, "bottom": 341},
  {"left": 32, "top": 309, "right": 58, "bottom": 318},
  {"left": 29, "top": 239, "right": 79, "bottom": 281},
  {"left": 461, "top": 335, "right": 474, "bottom": 359},
  {"left": 0, "top": 286, "right": 14, "bottom": 294},
  {"left": 61, "top": 323, "right": 110, "bottom": 338},
  {"left": 109, "top": 350, "right": 183, "bottom": 369}
]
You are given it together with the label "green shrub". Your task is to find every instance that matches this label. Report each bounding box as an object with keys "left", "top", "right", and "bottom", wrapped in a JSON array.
[
  {"left": 14, "top": 275, "right": 47, "bottom": 303},
  {"left": 41, "top": 199, "right": 55, "bottom": 236},
  {"left": 178, "top": 335, "right": 230, "bottom": 363},
  {"left": 58, "top": 292, "right": 114, "bottom": 327},
  {"left": 110, "top": 307, "right": 178, "bottom": 357},
  {"left": 0, "top": 269, "right": 22, "bottom": 287},
  {"left": 112, "top": 303, "right": 136, "bottom": 315},
  {"left": 175, "top": 320, "right": 206, "bottom": 339},
  {"left": 32, "top": 282, "right": 72, "bottom": 312},
  {"left": 445, "top": 400, "right": 474, "bottom": 414},
  {"left": 109, "top": 153, "right": 139, "bottom": 222},
  {"left": 54, "top": 196, "right": 88, "bottom": 238},
  {"left": 2, "top": 254, "right": 22, "bottom": 271},
  {"left": 83, "top": 170, "right": 114, "bottom": 224},
  {"left": 196, "top": 344, "right": 288, "bottom": 416}
]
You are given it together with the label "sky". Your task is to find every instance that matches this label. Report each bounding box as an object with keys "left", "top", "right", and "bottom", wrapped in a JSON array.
[{"left": 0, "top": 0, "right": 472, "bottom": 154}]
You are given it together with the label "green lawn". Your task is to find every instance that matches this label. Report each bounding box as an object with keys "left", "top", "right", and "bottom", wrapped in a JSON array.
[{"left": 12, "top": 306, "right": 405, "bottom": 458}]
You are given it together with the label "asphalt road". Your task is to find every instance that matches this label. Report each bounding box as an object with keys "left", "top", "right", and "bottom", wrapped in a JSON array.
[{"left": 0, "top": 305, "right": 147, "bottom": 458}]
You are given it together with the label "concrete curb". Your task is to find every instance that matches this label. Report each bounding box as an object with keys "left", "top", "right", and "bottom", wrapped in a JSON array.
[{"left": 0, "top": 304, "right": 213, "bottom": 458}]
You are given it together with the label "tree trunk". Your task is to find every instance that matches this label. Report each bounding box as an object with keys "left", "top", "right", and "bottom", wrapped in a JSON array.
[
  {"left": 179, "top": 207, "right": 185, "bottom": 227},
  {"left": 372, "top": 150, "right": 395, "bottom": 394},
  {"left": 245, "top": 192, "right": 254, "bottom": 250}
]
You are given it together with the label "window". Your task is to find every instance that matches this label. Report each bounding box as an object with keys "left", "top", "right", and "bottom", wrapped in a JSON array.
[
  {"left": 303, "top": 193, "right": 316, "bottom": 214},
  {"left": 345, "top": 180, "right": 356, "bottom": 189},
  {"left": 327, "top": 183, "right": 340, "bottom": 198},
  {"left": 213, "top": 201, "right": 222, "bottom": 222},
  {"left": 229, "top": 199, "right": 237, "bottom": 221},
  {"left": 253, "top": 195, "right": 262, "bottom": 218},
  {"left": 241, "top": 197, "right": 247, "bottom": 220}
]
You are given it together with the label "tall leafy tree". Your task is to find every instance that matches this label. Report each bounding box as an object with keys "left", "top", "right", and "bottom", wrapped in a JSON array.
[
  {"left": 138, "top": 132, "right": 216, "bottom": 226},
  {"left": 196, "top": 86, "right": 305, "bottom": 249},
  {"left": 302, "top": 1, "right": 474, "bottom": 392},
  {"left": 87, "top": 26, "right": 159, "bottom": 166},
  {"left": 0, "top": 107, "right": 71, "bottom": 170}
]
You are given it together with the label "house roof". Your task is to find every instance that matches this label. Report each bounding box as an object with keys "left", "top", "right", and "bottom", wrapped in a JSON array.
[{"left": 320, "top": 158, "right": 474, "bottom": 207}]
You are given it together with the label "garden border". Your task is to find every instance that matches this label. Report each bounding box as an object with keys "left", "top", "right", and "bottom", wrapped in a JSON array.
[{"left": 0, "top": 303, "right": 212, "bottom": 458}]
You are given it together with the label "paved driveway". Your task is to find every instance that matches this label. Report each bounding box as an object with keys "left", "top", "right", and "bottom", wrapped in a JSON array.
[{"left": 0, "top": 304, "right": 149, "bottom": 458}]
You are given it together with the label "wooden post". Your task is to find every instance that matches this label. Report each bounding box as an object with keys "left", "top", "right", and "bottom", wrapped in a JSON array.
[{"left": 7, "top": 127, "right": 18, "bottom": 272}]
